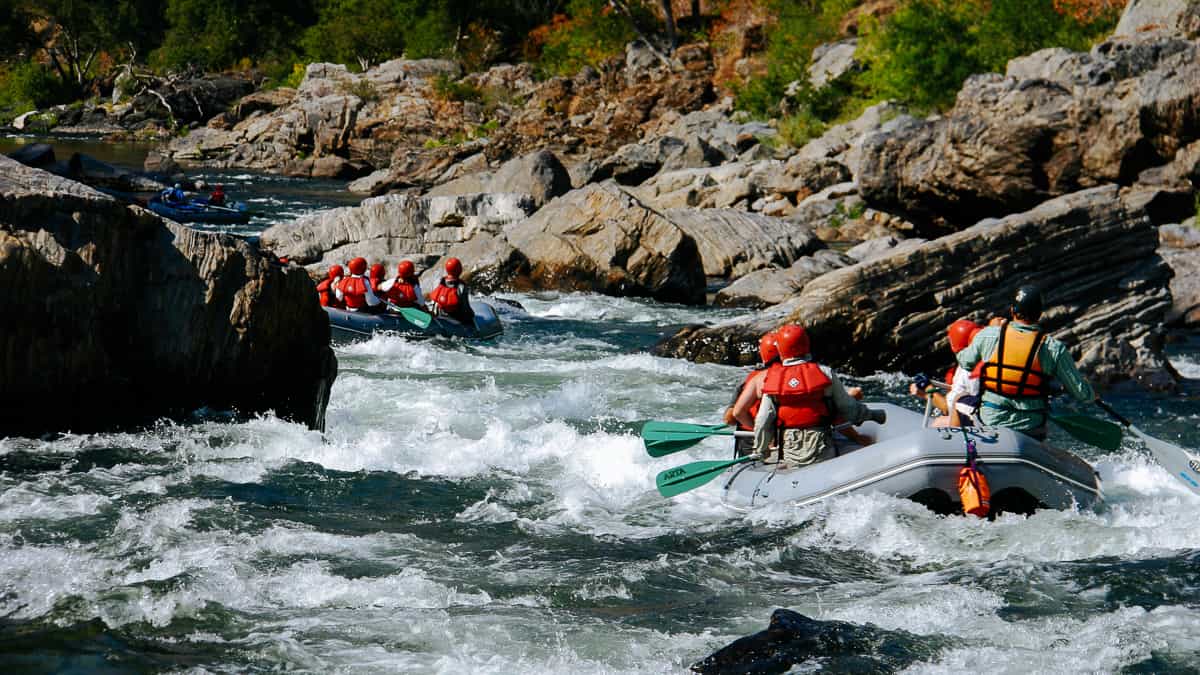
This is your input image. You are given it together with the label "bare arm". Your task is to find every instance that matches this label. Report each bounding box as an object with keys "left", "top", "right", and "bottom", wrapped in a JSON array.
[{"left": 730, "top": 373, "right": 762, "bottom": 429}]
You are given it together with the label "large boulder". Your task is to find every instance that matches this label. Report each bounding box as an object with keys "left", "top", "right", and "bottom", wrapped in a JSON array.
[
  {"left": 501, "top": 182, "right": 706, "bottom": 304},
  {"left": 0, "top": 156, "right": 336, "bottom": 436},
  {"left": 857, "top": 31, "right": 1200, "bottom": 230},
  {"left": 656, "top": 185, "right": 1186, "bottom": 391},
  {"left": 664, "top": 208, "right": 823, "bottom": 278},
  {"left": 1114, "top": 0, "right": 1200, "bottom": 37},
  {"left": 260, "top": 191, "right": 537, "bottom": 272},
  {"left": 714, "top": 249, "right": 855, "bottom": 308},
  {"left": 426, "top": 149, "right": 572, "bottom": 206}
]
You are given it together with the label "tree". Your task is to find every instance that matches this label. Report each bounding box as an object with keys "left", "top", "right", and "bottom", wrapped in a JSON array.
[{"left": 304, "top": 0, "right": 407, "bottom": 69}]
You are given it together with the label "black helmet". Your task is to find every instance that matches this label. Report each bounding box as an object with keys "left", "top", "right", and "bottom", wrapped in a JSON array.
[{"left": 1012, "top": 285, "right": 1043, "bottom": 321}]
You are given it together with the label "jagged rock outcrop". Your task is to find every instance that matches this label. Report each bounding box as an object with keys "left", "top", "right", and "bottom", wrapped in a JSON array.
[
  {"left": 1115, "top": 0, "right": 1200, "bottom": 37},
  {"left": 0, "top": 156, "right": 336, "bottom": 437},
  {"left": 714, "top": 249, "right": 855, "bottom": 308},
  {"left": 664, "top": 208, "right": 823, "bottom": 278},
  {"left": 656, "top": 185, "right": 1188, "bottom": 390},
  {"left": 857, "top": 31, "right": 1200, "bottom": 231},
  {"left": 1160, "top": 220, "right": 1200, "bottom": 327},
  {"left": 260, "top": 192, "right": 537, "bottom": 271}
]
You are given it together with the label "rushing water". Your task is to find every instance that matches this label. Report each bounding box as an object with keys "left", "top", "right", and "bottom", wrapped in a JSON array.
[{"left": 4, "top": 137, "right": 1200, "bottom": 672}]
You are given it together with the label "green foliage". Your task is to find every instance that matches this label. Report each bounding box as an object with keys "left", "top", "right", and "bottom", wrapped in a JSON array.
[
  {"left": 156, "top": 0, "right": 313, "bottom": 70},
  {"left": 340, "top": 78, "right": 381, "bottom": 101},
  {"left": 535, "top": 0, "right": 638, "bottom": 77},
  {"left": 777, "top": 107, "right": 826, "bottom": 147},
  {"left": 860, "top": 0, "right": 1118, "bottom": 111},
  {"left": 0, "top": 60, "right": 73, "bottom": 123},
  {"left": 431, "top": 74, "right": 482, "bottom": 102},
  {"left": 302, "top": 0, "right": 408, "bottom": 68}
]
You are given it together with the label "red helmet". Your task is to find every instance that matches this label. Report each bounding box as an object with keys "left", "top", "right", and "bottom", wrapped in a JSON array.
[
  {"left": 758, "top": 332, "right": 779, "bottom": 364},
  {"left": 348, "top": 257, "right": 368, "bottom": 275},
  {"left": 775, "top": 325, "right": 810, "bottom": 361},
  {"left": 445, "top": 257, "right": 463, "bottom": 278},
  {"left": 369, "top": 263, "right": 385, "bottom": 280},
  {"left": 328, "top": 264, "right": 344, "bottom": 279},
  {"left": 397, "top": 260, "right": 415, "bottom": 279},
  {"left": 948, "top": 319, "right": 982, "bottom": 353}
]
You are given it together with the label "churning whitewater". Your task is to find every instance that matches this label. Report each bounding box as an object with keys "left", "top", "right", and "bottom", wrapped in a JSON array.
[{"left": 2, "top": 293, "right": 1199, "bottom": 672}]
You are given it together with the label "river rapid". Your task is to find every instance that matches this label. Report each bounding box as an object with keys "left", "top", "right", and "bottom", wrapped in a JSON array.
[{"left": 3, "top": 139, "right": 1200, "bottom": 672}]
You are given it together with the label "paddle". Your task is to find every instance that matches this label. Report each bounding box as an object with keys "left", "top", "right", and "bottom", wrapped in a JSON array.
[
  {"left": 642, "top": 421, "right": 738, "bottom": 457},
  {"left": 656, "top": 456, "right": 757, "bottom": 498},
  {"left": 201, "top": 201, "right": 267, "bottom": 218},
  {"left": 1096, "top": 399, "right": 1200, "bottom": 495},
  {"left": 386, "top": 301, "right": 433, "bottom": 329}
]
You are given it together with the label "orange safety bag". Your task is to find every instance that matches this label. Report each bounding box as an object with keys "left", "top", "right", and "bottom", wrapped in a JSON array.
[{"left": 958, "top": 465, "right": 991, "bottom": 518}]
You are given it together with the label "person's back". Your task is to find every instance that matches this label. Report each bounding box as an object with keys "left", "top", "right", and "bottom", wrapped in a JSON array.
[
  {"left": 957, "top": 286, "right": 1095, "bottom": 439},
  {"left": 751, "top": 325, "right": 885, "bottom": 467},
  {"left": 429, "top": 257, "right": 474, "bottom": 324},
  {"left": 380, "top": 260, "right": 424, "bottom": 309},
  {"left": 316, "top": 264, "right": 344, "bottom": 308},
  {"left": 726, "top": 332, "right": 778, "bottom": 457},
  {"left": 336, "top": 257, "right": 383, "bottom": 313}
]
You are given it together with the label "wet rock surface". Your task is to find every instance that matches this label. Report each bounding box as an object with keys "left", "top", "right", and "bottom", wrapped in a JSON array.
[{"left": 0, "top": 156, "right": 336, "bottom": 437}]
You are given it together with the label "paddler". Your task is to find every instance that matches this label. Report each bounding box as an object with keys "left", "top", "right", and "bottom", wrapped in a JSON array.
[
  {"left": 335, "top": 257, "right": 384, "bottom": 313},
  {"left": 956, "top": 286, "right": 1097, "bottom": 440},
  {"left": 739, "top": 324, "right": 887, "bottom": 468},
  {"left": 316, "top": 264, "right": 344, "bottom": 308},
  {"left": 379, "top": 260, "right": 426, "bottom": 309},
  {"left": 724, "top": 332, "right": 780, "bottom": 457},
  {"left": 910, "top": 319, "right": 982, "bottom": 427},
  {"left": 429, "top": 257, "right": 474, "bottom": 325}
]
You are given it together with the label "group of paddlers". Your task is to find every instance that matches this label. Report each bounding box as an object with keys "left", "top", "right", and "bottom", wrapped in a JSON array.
[
  {"left": 724, "top": 285, "right": 1097, "bottom": 469},
  {"left": 317, "top": 257, "right": 475, "bottom": 325}
]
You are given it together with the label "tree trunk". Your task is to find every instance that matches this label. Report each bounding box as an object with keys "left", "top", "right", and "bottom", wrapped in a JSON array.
[
  {"left": 692, "top": 0, "right": 701, "bottom": 18},
  {"left": 660, "top": 0, "right": 677, "bottom": 51}
]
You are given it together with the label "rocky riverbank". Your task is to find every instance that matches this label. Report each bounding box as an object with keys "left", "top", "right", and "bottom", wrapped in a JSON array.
[{"left": 0, "top": 155, "right": 337, "bottom": 437}]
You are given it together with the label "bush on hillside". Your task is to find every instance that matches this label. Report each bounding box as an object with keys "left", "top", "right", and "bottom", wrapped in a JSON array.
[
  {"left": 0, "top": 60, "right": 73, "bottom": 123},
  {"left": 860, "top": 0, "right": 1118, "bottom": 111},
  {"left": 530, "top": 0, "right": 641, "bottom": 77}
]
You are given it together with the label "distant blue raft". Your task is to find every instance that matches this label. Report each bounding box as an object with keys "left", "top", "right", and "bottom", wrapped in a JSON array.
[
  {"left": 147, "top": 196, "right": 251, "bottom": 224},
  {"left": 324, "top": 299, "right": 504, "bottom": 341}
]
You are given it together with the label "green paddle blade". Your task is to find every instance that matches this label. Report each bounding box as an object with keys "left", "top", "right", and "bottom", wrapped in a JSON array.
[
  {"left": 641, "top": 421, "right": 733, "bottom": 457},
  {"left": 396, "top": 306, "right": 433, "bottom": 329},
  {"left": 656, "top": 456, "right": 755, "bottom": 498},
  {"left": 1050, "top": 413, "right": 1123, "bottom": 451}
]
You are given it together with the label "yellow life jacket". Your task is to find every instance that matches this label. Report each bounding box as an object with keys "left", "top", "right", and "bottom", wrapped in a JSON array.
[{"left": 978, "top": 320, "right": 1049, "bottom": 399}]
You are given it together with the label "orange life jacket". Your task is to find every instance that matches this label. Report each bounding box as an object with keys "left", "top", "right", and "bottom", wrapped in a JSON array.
[
  {"left": 430, "top": 278, "right": 465, "bottom": 315},
  {"left": 761, "top": 361, "right": 832, "bottom": 430},
  {"left": 340, "top": 275, "right": 372, "bottom": 310},
  {"left": 384, "top": 278, "right": 418, "bottom": 307},
  {"left": 979, "top": 320, "right": 1049, "bottom": 399}
]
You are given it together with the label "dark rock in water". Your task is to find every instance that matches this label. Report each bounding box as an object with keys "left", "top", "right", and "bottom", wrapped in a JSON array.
[
  {"left": 691, "top": 609, "right": 943, "bottom": 674},
  {"left": 657, "top": 185, "right": 1186, "bottom": 390},
  {"left": 6, "top": 143, "right": 55, "bottom": 169},
  {"left": 0, "top": 156, "right": 336, "bottom": 437}
]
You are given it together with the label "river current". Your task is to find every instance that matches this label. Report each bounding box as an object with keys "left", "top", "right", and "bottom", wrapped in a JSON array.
[{"left": 3, "top": 138, "right": 1200, "bottom": 672}]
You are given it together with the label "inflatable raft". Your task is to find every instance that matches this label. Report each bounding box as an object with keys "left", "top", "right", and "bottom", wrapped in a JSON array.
[
  {"left": 721, "top": 402, "right": 1102, "bottom": 514},
  {"left": 147, "top": 196, "right": 251, "bottom": 224},
  {"left": 324, "top": 299, "right": 503, "bottom": 340}
]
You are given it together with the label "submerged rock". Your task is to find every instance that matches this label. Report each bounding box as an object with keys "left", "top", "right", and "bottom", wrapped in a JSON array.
[
  {"left": 657, "top": 185, "right": 1186, "bottom": 390},
  {"left": 692, "top": 608, "right": 943, "bottom": 674},
  {"left": 0, "top": 156, "right": 336, "bottom": 436}
]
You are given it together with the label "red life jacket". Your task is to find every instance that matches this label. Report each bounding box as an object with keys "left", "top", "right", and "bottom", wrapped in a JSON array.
[
  {"left": 761, "top": 361, "right": 832, "bottom": 430},
  {"left": 340, "top": 275, "right": 372, "bottom": 310},
  {"left": 430, "top": 278, "right": 463, "bottom": 315},
  {"left": 316, "top": 278, "right": 333, "bottom": 307},
  {"left": 385, "top": 278, "right": 418, "bottom": 307},
  {"left": 945, "top": 366, "right": 958, "bottom": 387}
]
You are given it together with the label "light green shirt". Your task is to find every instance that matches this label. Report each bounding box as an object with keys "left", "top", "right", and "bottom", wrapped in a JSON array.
[{"left": 956, "top": 321, "right": 1095, "bottom": 431}]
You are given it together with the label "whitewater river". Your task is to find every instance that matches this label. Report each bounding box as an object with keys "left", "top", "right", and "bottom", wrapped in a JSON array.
[{"left": 2, "top": 292, "right": 1200, "bottom": 673}]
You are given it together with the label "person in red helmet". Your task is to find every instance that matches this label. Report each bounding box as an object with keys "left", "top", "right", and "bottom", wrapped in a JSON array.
[
  {"left": 741, "top": 324, "right": 886, "bottom": 468},
  {"left": 369, "top": 263, "right": 386, "bottom": 293},
  {"left": 379, "top": 259, "right": 425, "bottom": 309},
  {"left": 724, "top": 332, "right": 780, "bottom": 457},
  {"left": 209, "top": 184, "right": 226, "bottom": 207},
  {"left": 910, "top": 319, "right": 983, "bottom": 427},
  {"left": 315, "top": 264, "right": 345, "bottom": 308},
  {"left": 428, "top": 257, "right": 474, "bottom": 324},
  {"left": 335, "top": 257, "right": 383, "bottom": 313}
]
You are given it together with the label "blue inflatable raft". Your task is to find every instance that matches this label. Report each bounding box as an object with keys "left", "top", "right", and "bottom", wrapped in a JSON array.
[{"left": 324, "top": 299, "right": 504, "bottom": 341}]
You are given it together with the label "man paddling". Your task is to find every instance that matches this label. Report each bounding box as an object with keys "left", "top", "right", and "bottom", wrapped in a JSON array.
[
  {"left": 956, "top": 286, "right": 1097, "bottom": 440},
  {"left": 736, "top": 325, "right": 886, "bottom": 468},
  {"left": 429, "top": 257, "right": 474, "bottom": 325},
  {"left": 724, "top": 332, "right": 779, "bottom": 457}
]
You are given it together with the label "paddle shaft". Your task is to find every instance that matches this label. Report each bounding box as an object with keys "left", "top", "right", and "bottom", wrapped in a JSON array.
[{"left": 1095, "top": 399, "right": 1132, "bottom": 427}]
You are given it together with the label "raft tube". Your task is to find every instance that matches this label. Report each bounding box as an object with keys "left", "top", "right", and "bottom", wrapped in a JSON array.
[
  {"left": 721, "top": 402, "right": 1102, "bottom": 514},
  {"left": 324, "top": 299, "right": 503, "bottom": 341},
  {"left": 146, "top": 197, "right": 251, "bottom": 224}
]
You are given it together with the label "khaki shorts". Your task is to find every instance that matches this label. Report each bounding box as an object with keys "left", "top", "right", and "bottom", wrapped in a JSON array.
[{"left": 769, "top": 428, "right": 835, "bottom": 467}]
